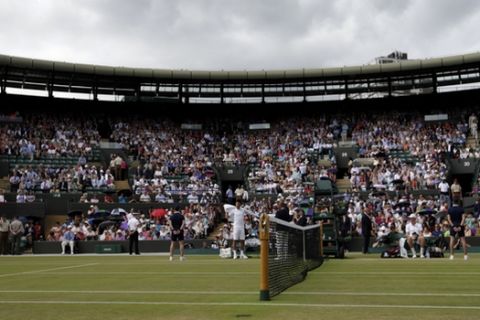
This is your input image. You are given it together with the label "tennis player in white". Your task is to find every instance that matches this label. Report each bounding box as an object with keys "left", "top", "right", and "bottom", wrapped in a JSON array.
[{"left": 224, "top": 200, "right": 250, "bottom": 259}]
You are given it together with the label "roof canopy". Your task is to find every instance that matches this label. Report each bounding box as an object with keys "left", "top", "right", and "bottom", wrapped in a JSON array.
[{"left": 1, "top": 52, "right": 480, "bottom": 103}]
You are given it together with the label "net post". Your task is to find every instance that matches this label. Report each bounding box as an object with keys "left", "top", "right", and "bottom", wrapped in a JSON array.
[
  {"left": 259, "top": 213, "right": 270, "bottom": 301},
  {"left": 319, "top": 221, "right": 324, "bottom": 257},
  {"left": 302, "top": 229, "right": 306, "bottom": 262}
]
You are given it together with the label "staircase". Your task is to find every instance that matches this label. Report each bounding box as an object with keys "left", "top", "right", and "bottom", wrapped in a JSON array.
[
  {"left": 207, "top": 224, "right": 226, "bottom": 240},
  {"left": 335, "top": 177, "right": 352, "bottom": 193},
  {"left": 114, "top": 180, "right": 130, "bottom": 191},
  {"left": 0, "top": 178, "right": 9, "bottom": 192},
  {"left": 467, "top": 135, "right": 478, "bottom": 149},
  {"left": 100, "top": 148, "right": 129, "bottom": 169}
]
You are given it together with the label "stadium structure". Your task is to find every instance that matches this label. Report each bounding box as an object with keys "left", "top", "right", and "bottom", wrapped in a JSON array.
[
  {"left": 1, "top": 51, "right": 480, "bottom": 258},
  {"left": 1, "top": 52, "right": 480, "bottom": 104}
]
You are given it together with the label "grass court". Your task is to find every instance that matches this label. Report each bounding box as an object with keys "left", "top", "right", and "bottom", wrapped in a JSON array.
[{"left": 0, "top": 252, "right": 479, "bottom": 320}]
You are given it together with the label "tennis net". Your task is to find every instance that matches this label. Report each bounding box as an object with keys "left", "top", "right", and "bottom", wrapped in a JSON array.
[{"left": 259, "top": 214, "right": 324, "bottom": 300}]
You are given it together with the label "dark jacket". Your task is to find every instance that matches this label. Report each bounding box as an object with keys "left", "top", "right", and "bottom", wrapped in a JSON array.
[
  {"left": 361, "top": 212, "right": 372, "bottom": 236},
  {"left": 275, "top": 207, "right": 291, "bottom": 222}
]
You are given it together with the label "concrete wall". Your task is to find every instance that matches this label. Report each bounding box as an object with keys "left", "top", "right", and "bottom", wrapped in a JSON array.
[
  {"left": 33, "top": 239, "right": 211, "bottom": 254},
  {"left": 32, "top": 237, "right": 480, "bottom": 254}
]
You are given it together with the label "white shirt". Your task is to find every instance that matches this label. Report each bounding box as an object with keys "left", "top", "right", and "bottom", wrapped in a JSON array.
[
  {"left": 127, "top": 215, "right": 140, "bottom": 232},
  {"left": 16, "top": 194, "right": 26, "bottom": 203},
  {"left": 405, "top": 221, "right": 423, "bottom": 236},
  {"left": 139, "top": 193, "right": 151, "bottom": 202},
  {"left": 223, "top": 204, "right": 245, "bottom": 231},
  {"left": 438, "top": 181, "right": 449, "bottom": 193}
]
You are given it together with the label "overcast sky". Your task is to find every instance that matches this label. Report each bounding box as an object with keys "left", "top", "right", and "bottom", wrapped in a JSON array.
[{"left": 1, "top": 0, "right": 479, "bottom": 71}]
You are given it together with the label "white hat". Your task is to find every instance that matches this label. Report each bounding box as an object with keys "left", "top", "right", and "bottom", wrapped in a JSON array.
[{"left": 408, "top": 213, "right": 416, "bottom": 219}]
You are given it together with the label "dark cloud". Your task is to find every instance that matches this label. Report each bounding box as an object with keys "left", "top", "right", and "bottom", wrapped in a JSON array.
[{"left": 0, "top": 0, "right": 479, "bottom": 70}]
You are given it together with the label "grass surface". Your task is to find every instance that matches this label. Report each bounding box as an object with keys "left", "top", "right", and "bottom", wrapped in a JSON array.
[{"left": 0, "top": 252, "right": 479, "bottom": 320}]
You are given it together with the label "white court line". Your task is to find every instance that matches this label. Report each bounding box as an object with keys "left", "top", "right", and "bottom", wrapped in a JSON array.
[
  {"left": 0, "top": 300, "right": 480, "bottom": 310},
  {"left": 285, "top": 291, "right": 480, "bottom": 297},
  {"left": 318, "top": 272, "right": 480, "bottom": 275},
  {"left": 14, "top": 271, "right": 477, "bottom": 276},
  {"left": 13, "top": 272, "right": 257, "bottom": 276},
  {"left": 0, "top": 290, "right": 256, "bottom": 295},
  {"left": 2, "top": 270, "right": 475, "bottom": 277},
  {"left": 1, "top": 290, "right": 480, "bottom": 298},
  {"left": 0, "top": 263, "right": 98, "bottom": 278}
]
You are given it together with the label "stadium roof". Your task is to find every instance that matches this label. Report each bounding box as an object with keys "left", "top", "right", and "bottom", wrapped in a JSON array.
[
  {"left": 1, "top": 52, "right": 480, "bottom": 81},
  {"left": 1, "top": 52, "right": 480, "bottom": 103}
]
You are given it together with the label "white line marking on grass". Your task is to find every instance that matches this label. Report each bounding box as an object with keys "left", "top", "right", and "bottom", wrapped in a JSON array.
[
  {"left": 319, "top": 272, "right": 480, "bottom": 275},
  {"left": 0, "top": 290, "right": 257, "bottom": 295},
  {"left": 1, "top": 300, "right": 480, "bottom": 310},
  {"left": 96, "top": 262, "right": 258, "bottom": 265},
  {"left": 19, "top": 272, "right": 258, "bottom": 276},
  {"left": 0, "top": 263, "right": 98, "bottom": 278},
  {"left": 1, "top": 290, "right": 480, "bottom": 298},
  {"left": 285, "top": 291, "right": 480, "bottom": 297}
]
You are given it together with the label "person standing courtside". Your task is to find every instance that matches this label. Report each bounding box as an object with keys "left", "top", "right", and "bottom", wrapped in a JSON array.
[
  {"left": 127, "top": 213, "right": 140, "bottom": 255},
  {"left": 168, "top": 207, "right": 185, "bottom": 261},
  {"left": 9, "top": 216, "right": 24, "bottom": 255},
  {"left": 361, "top": 206, "right": 373, "bottom": 254},
  {"left": 275, "top": 201, "right": 292, "bottom": 260},
  {"left": 0, "top": 215, "right": 10, "bottom": 255},
  {"left": 448, "top": 200, "right": 468, "bottom": 260},
  {"left": 275, "top": 201, "right": 291, "bottom": 222}
]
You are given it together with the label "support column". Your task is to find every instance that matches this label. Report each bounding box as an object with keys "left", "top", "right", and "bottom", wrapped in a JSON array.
[{"left": 259, "top": 213, "right": 270, "bottom": 301}]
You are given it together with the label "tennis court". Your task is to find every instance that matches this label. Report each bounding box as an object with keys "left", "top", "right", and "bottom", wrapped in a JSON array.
[{"left": 0, "top": 253, "right": 479, "bottom": 320}]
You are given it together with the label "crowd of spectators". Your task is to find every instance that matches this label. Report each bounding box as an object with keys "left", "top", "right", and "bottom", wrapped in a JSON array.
[
  {"left": 9, "top": 164, "right": 116, "bottom": 197},
  {"left": 343, "top": 192, "right": 480, "bottom": 250},
  {"left": 7, "top": 111, "right": 477, "bottom": 205},
  {"left": 108, "top": 116, "right": 349, "bottom": 204},
  {"left": 0, "top": 113, "right": 100, "bottom": 159},
  {"left": 348, "top": 111, "right": 479, "bottom": 193},
  {"left": 2, "top": 113, "right": 114, "bottom": 201},
  {"left": 43, "top": 202, "right": 221, "bottom": 249},
  {"left": 2, "top": 109, "right": 480, "bottom": 248}
]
